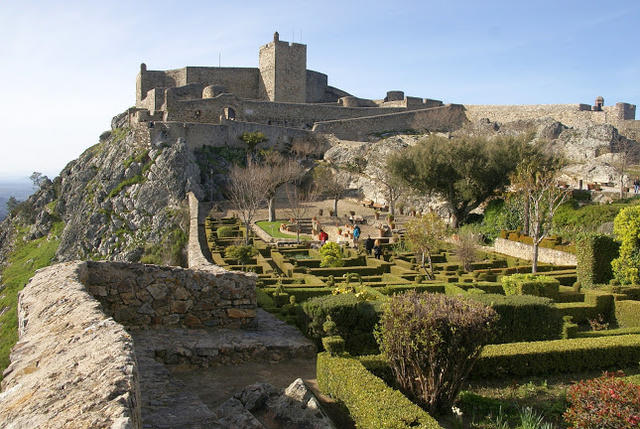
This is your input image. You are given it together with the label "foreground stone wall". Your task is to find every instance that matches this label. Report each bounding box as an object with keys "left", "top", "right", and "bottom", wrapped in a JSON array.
[
  {"left": 494, "top": 238, "right": 577, "bottom": 266},
  {"left": 86, "top": 261, "right": 256, "bottom": 329},
  {"left": 0, "top": 262, "right": 141, "bottom": 429}
]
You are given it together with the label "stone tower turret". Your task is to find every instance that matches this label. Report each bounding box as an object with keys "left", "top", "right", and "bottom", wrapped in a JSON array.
[{"left": 258, "top": 32, "right": 307, "bottom": 103}]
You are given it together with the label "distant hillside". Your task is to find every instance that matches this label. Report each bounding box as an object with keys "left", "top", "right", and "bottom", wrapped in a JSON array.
[{"left": 0, "top": 181, "right": 33, "bottom": 220}]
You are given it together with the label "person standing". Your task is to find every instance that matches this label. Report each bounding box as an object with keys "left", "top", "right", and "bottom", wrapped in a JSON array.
[
  {"left": 634, "top": 176, "right": 640, "bottom": 194},
  {"left": 353, "top": 225, "right": 361, "bottom": 247},
  {"left": 319, "top": 229, "right": 329, "bottom": 245},
  {"left": 373, "top": 239, "right": 382, "bottom": 260},
  {"left": 364, "top": 235, "right": 374, "bottom": 255}
]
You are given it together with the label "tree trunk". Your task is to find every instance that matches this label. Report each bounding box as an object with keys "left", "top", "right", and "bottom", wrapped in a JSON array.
[
  {"left": 268, "top": 196, "right": 276, "bottom": 222},
  {"left": 333, "top": 198, "right": 339, "bottom": 217},
  {"left": 390, "top": 200, "right": 395, "bottom": 217},
  {"left": 621, "top": 176, "right": 625, "bottom": 200},
  {"left": 427, "top": 252, "right": 434, "bottom": 279},
  {"left": 245, "top": 221, "right": 251, "bottom": 246},
  {"left": 523, "top": 198, "right": 530, "bottom": 236},
  {"left": 532, "top": 242, "right": 539, "bottom": 273}
]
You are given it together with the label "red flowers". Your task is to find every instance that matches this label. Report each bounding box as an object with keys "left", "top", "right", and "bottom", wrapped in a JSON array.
[{"left": 564, "top": 371, "right": 640, "bottom": 429}]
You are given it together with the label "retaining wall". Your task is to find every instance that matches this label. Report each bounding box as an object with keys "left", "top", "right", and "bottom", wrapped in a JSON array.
[{"left": 493, "top": 238, "right": 577, "bottom": 266}]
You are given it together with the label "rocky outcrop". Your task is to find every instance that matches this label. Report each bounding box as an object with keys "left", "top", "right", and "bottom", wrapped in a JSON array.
[
  {"left": 0, "top": 262, "right": 141, "bottom": 429},
  {"left": 215, "top": 379, "right": 335, "bottom": 429}
]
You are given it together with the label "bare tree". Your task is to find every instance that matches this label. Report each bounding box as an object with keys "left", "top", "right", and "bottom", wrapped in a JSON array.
[
  {"left": 511, "top": 152, "right": 569, "bottom": 273},
  {"left": 377, "top": 159, "right": 406, "bottom": 216},
  {"left": 612, "top": 138, "right": 640, "bottom": 199},
  {"left": 313, "top": 164, "right": 347, "bottom": 217},
  {"left": 262, "top": 151, "right": 304, "bottom": 222},
  {"left": 227, "top": 160, "right": 270, "bottom": 245},
  {"left": 285, "top": 182, "right": 317, "bottom": 243}
]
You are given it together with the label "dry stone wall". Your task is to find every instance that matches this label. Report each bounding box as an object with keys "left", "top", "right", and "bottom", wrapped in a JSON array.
[
  {"left": 0, "top": 262, "right": 141, "bottom": 429},
  {"left": 493, "top": 238, "right": 577, "bottom": 266},
  {"left": 86, "top": 261, "right": 256, "bottom": 329}
]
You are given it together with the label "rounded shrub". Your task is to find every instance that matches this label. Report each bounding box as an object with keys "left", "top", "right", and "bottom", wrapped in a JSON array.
[
  {"left": 376, "top": 291, "right": 497, "bottom": 415},
  {"left": 216, "top": 225, "right": 236, "bottom": 238},
  {"left": 612, "top": 206, "right": 640, "bottom": 285},
  {"left": 319, "top": 242, "right": 345, "bottom": 268}
]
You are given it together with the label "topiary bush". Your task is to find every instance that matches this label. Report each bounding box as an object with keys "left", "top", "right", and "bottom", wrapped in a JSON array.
[
  {"left": 501, "top": 273, "right": 559, "bottom": 299},
  {"left": 216, "top": 225, "right": 236, "bottom": 238},
  {"left": 318, "top": 242, "right": 345, "bottom": 268},
  {"left": 465, "top": 293, "right": 563, "bottom": 343},
  {"left": 612, "top": 206, "right": 640, "bottom": 285},
  {"left": 375, "top": 291, "right": 497, "bottom": 415},
  {"left": 298, "top": 293, "right": 382, "bottom": 355},
  {"left": 564, "top": 371, "right": 640, "bottom": 428},
  {"left": 224, "top": 244, "right": 257, "bottom": 265},
  {"left": 576, "top": 233, "right": 619, "bottom": 288}
]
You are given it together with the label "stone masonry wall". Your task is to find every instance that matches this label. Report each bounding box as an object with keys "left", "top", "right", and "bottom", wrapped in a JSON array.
[
  {"left": 312, "top": 104, "right": 469, "bottom": 140},
  {"left": 86, "top": 261, "right": 257, "bottom": 329},
  {"left": 0, "top": 262, "right": 141, "bottom": 429},
  {"left": 493, "top": 238, "right": 577, "bottom": 266}
]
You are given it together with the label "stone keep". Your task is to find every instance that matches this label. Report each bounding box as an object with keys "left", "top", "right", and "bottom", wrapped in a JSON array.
[{"left": 259, "top": 31, "right": 307, "bottom": 103}]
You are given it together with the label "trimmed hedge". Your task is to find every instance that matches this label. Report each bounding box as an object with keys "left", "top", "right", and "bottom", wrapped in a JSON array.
[
  {"left": 465, "top": 294, "right": 562, "bottom": 343},
  {"left": 317, "top": 353, "right": 442, "bottom": 429},
  {"left": 554, "top": 291, "right": 614, "bottom": 324},
  {"left": 576, "top": 326, "right": 640, "bottom": 338},
  {"left": 471, "top": 334, "right": 640, "bottom": 378},
  {"left": 615, "top": 300, "right": 640, "bottom": 328},
  {"left": 576, "top": 233, "right": 619, "bottom": 288},
  {"left": 298, "top": 293, "right": 383, "bottom": 355},
  {"left": 501, "top": 273, "right": 559, "bottom": 299}
]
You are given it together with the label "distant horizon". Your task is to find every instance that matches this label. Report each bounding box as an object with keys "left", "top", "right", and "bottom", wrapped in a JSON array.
[{"left": 2, "top": 1, "right": 639, "bottom": 178}]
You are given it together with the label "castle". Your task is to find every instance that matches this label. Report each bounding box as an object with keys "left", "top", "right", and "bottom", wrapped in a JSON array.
[{"left": 121, "top": 32, "right": 640, "bottom": 146}]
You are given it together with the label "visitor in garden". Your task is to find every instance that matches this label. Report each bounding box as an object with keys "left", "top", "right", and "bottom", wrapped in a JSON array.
[
  {"left": 634, "top": 176, "right": 640, "bottom": 194},
  {"left": 353, "top": 225, "right": 361, "bottom": 247},
  {"left": 319, "top": 229, "right": 329, "bottom": 245},
  {"left": 364, "top": 235, "right": 374, "bottom": 255},
  {"left": 373, "top": 239, "right": 382, "bottom": 259}
]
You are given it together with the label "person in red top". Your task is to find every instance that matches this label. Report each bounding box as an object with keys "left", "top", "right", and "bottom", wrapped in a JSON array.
[{"left": 319, "top": 229, "right": 329, "bottom": 245}]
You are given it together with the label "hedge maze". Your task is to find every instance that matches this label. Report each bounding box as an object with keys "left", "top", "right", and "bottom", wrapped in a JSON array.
[{"left": 206, "top": 216, "right": 640, "bottom": 428}]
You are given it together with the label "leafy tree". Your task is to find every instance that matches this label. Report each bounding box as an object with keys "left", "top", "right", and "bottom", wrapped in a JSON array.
[
  {"left": 6, "top": 196, "right": 19, "bottom": 214},
  {"left": 511, "top": 148, "right": 569, "bottom": 273},
  {"left": 29, "top": 171, "right": 47, "bottom": 189},
  {"left": 313, "top": 164, "right": 347, "bottom": 217},
  {"left": 239, "top": 131, "right": 267, "bottom": 160},
  {"left": 404, "top": 212, "right": 447, "bottom": 279},
  {"left": 376, "top": 291, "right": 497, "bottom": 415},
  {"left": 388, "top": 135, "right": 525, "bottom": 227},
  {"left": 611, "top": 206, "right": 640, "bottom": 285},
  {"left": 454, "top": 230, "right": 479, "bottom": 272}
]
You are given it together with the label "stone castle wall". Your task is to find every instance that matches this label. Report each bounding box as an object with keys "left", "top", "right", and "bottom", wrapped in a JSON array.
[
  {"left": 164, "top": 93, "right": 407, "bottom": 128},
  {"left": 493, "top": 238, "right": 577, "bottom": 266},
  {"left": 0, "top": 262, "right": 142, "bottom": 429},
  {"left": 149, "top": 120, "right": 312, "bottom": 151},
  {"left": 312, "top": 104, "right": 469, "bottom": 140},
  {"left": 86, "top": 261, "right": 256, "bottom": 329}
]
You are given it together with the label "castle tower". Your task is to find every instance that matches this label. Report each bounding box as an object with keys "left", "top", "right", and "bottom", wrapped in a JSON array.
[{"left": 259, "top": 32, "right": 307, "bottom": 103}]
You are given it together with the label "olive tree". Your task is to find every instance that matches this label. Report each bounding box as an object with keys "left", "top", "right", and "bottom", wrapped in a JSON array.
[
  {"left": 404, "top": 212, "right": 447, "bottom": 279},
  {"left": 388, "top": 135, "right": 525, "bottom": 227}
]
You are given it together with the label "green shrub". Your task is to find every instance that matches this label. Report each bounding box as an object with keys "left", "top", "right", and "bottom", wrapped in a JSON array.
[
  {"left": 612, "top": 206, "right": 640, "bottom": 285},
  {"left": 317, "top": 353, "right": 442, "bottom": 428},
  {"left": 615, "top": 300, "right": 640, "bottom": 328},
  {"left": 552, "top": 200, "right": 625, "bottom": 241},
  {"left": 471, "top": 334, "right": 640, "bottom": 378},
  {"left": 224, "top": 244, "right": 257, "bottom": 265},
  {"left": 376, "top": 291, "right": 497, "bottom": 414},
  {"left": 501, "top": 273, "right": 559, "bottom": 299},
  {"left": 216, "top": 225, "right": 236, "bottom": 238},
  {"left": 466, "top": 294, "right": 563, "bottom": 343},
  {"left": 318, "top": 242, "right": 345, "bottom": 268},
  {"left": 321, "top": 336, "right": 345, "bottom": 356},
  {"left": 562, "top": 316, "right": 579, "bottom": 339},
  {"left": 298, "top": 293, "right": 382, "bottom": 355},
  {"left": 576, "top": 233, "right": 619, "bottom": 288}
]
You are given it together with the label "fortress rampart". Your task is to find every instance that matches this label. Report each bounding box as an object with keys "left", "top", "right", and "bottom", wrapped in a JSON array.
[{"left": 312, "top": 104, "right": 468, "bottom": 140}]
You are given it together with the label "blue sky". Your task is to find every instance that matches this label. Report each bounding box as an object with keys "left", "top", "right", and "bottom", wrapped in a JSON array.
[{"left": 1, "top": 1, "right": 638, "bottom": 180}]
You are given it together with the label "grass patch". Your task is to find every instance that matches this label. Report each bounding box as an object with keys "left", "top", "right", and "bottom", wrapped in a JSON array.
[
  {"left": 0, "top": 221, "right": 63, "bottom": 379},
  {"left": 256, "top": 220, "right": 310, "bottom": 241}
]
